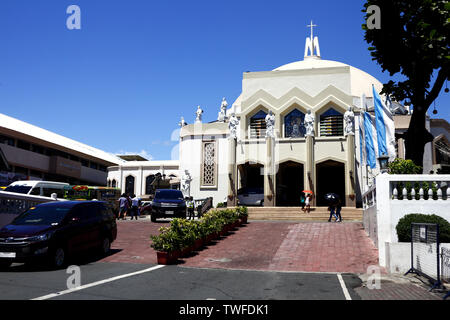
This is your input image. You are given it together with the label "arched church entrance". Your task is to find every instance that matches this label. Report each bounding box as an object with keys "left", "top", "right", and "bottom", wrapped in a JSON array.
[
  {"left": 237, "top": 162, "right": 264, "bottom": 205},
  {"left": 316, "top": 160, "right": 345, "bottom": 207},
  {"left": 276, "top": 161, "right": 304, "bottom": 207}
]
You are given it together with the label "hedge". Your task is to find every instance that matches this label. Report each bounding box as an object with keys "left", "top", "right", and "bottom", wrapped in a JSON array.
[{"left": 396, "top": 214, "right": 450, "bottom": 243}]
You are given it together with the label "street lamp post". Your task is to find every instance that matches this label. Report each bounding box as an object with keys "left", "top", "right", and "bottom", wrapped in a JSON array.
[{"left": 378, "top": 154, "right": 390, "bottom": 174}]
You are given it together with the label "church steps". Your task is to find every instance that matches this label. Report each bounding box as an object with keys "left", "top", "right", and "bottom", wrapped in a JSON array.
[{"left": 245, "top": 207, "right": 363, "bottom": 222}]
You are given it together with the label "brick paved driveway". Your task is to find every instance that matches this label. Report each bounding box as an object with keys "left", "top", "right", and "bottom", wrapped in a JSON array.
[{"left": 101, "top": 220, "right": 380, "bottom": 274}]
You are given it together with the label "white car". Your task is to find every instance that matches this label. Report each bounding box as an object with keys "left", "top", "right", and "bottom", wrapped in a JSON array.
[
  {"left": 3, "top": 181, "right": 69, "bottom": 198},
  {"left": 237, "top": 187, "right": 264, "bottom": 206}
]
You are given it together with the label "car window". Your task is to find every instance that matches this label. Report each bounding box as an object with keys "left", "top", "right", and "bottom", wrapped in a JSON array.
[
  {"left": 30, "top": 187, "right": 41, "bottom": 196},
  {"left": 12, "top": 206, "right": 71, "bottom": 225},
  {"left": 70, "top": 204, "right": 98, "bottom": 221},
  {"left": 155, "top": 190, "right": 184, "bottom": 200},
  {"left": 4, "top": 185, "right": 32, "bottom": 194},
  {"left": 42, "top": 187, "right": 64, "bottom": 198}
]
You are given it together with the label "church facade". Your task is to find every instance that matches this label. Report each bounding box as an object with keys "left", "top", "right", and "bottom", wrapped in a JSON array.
[{"left": 177, "top": 34, "right": 385, "bottom": 208}]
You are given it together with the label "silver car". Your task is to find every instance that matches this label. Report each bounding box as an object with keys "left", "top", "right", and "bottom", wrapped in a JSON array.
[{"left": 237, "top": 187, "right": 264, "bottom": 206}]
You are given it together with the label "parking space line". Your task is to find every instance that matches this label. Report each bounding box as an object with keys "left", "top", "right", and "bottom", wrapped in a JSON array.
[
  {"left": 337, "top": 273, "right": 352, "bottom": 300},
  {"left": 31, "top": 265, "right": 165, "bottom": 300}
]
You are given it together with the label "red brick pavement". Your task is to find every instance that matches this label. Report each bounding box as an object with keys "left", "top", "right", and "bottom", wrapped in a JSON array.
[{"left": 101, "top": 220, "right": 381, "bottom": 274}]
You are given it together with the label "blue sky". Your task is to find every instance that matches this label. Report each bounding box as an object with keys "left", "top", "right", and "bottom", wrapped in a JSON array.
[{"left": 1, "top": 0, "right": 448, "bottom": 161}]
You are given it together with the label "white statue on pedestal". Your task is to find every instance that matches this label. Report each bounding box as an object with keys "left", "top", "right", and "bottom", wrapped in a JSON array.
[
  {"left": 265, "top": 110, "right": 276, "bottom": 139},
  {"left": 181, "top": 170, "right": 192, "bottom": 197},
  {"left": 305, "top": 110, "right": 315, "bottom": 137},
  {"left": 228, "top": 112, "right": 239, "bottom": 139},
  {"left": 344, "top": 107, "right": 355, "bottom": 136},
  {"left": 178, "top": 116, "right": 187, "bottom": 127},
  {"left": 195, "top": 106, "right": 203, "bottom": 124},
  {"left": 217, "top": 97, "right": 228, "bottom": 122}
]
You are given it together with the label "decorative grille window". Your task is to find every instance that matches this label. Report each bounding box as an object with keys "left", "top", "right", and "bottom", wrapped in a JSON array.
[
  {"left": 320, "top": 108, "right": 344, "bottom": 137},
  {"left": 249, "top": 111, "right": 267, "bottom": 139},
  {"left": 201, "top": 141, "right": 217, "bottom": 187}
]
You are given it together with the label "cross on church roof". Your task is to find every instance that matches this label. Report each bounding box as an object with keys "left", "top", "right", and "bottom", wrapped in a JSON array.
[
  {"left": 307, "top": 20, "right": 317, "bottom": 42},
  {"left": 304, "top": 20, "right": 321, "bottom": 59}
]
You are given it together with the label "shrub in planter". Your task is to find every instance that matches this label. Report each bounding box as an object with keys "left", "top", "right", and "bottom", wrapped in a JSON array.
[
  {"left": 396, "top": 214, "right": 450, "bottom": 242},
  {"left": 150, "top": 227, "right": 183, "bottom": 254}
]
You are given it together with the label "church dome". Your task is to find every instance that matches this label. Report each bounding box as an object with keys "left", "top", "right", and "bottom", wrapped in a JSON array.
[{"left": 273, "top": 57, "right": 383, "bottom": 99}]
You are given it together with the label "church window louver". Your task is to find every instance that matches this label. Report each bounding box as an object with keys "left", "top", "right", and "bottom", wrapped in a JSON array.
[
  {"left": 249, "top": 111, "right": 267, "bottom": 139},
  {"left": 201, "top": 141, "right": 217, "bottom": 187},
  {"left": 319, "top": 108, "right": 344, "bottom": 137}
]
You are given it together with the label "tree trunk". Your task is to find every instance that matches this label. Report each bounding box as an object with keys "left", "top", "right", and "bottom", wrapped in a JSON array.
[{"left": 404, "top": 108, "right": 434, "bottom": 169}]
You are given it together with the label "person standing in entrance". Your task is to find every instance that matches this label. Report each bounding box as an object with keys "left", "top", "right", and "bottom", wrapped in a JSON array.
[{"left": 118, "top": 194, "right": 129, "bottom": 220}]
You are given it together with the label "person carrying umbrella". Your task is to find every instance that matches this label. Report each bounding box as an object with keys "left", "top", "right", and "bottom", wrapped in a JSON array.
[{"left": 302, "top": 190, "right": 313, "bottom": 213}]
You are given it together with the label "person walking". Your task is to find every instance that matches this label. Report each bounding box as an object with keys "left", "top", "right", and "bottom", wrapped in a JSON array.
[
  {"left": 303, "top": 194, "right": 312, "bottom": 213},
  {"left": 130, "top": 194, "right": 141, "bottom": 220},
  {"left": 300, "top": 193, "right": 306, "bottom": 213},
  {"left": 335, "top": 199, "right": 342, "bottom": 223},
  {"left": 118, "top": 193, "right": 129, "bottom": 220}
]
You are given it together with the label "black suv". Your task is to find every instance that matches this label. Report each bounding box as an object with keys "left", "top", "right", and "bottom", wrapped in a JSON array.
[
  {"left": 0, "top": 201, "right": 117, "bottom": 269},
  {"left": 151, "top": 189, "right": 186, "bottom": 222}
]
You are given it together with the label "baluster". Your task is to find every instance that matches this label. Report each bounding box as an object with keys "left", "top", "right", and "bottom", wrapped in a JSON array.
[
  {"left": 403, "top": 187, "right": 407, "bottom": 200},
  {"left": 419, "top": 187, "right": 424, "bottom": 200},
  {"left": 411, "top": 187, "right": 416, "bottom": 200},
  {"left": 437, "top": 187, "right": 442, "bottom": 200},
  {"left": 428, "top": 187, "right": 434, "bottom": 200},
  {"left": 393, "top": 186, "right": 398, "bottom": 200}
]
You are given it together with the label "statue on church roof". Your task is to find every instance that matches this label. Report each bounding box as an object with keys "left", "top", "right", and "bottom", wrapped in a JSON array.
[
  {"left": 195, "top": 106, "right": 203, "bottom": 124},
  {"left": 265, "top": 110, "right": 276, "bottom": 139},
  {"left": 218, "top": 97, "right": 228, "bottom": 122},
  {"left": 228, "top": 112, "right": 239, "bottom": 140},
  {"left": 305, "top": 110, "right": 315, "bottom": 137},
  {"left": 179, "top": 116, "right": 187, "bottom": 127},
  {"left": 344, "top": 107, "right": 355, "bottom": 136}
]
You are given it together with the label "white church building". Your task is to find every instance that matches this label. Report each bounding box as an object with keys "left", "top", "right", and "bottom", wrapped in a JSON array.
[{"left": 108, "top": 27, "right": 448, "bottom": 208}]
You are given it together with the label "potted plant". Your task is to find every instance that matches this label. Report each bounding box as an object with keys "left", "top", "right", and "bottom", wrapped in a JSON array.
[{"left": 150, "top": 227, "right": 182, "bottom": 265}]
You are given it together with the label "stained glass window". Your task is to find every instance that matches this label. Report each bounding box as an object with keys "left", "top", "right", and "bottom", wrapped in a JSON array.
[{"left": 285, "top": 109, "right": 306, "bottom": 138}]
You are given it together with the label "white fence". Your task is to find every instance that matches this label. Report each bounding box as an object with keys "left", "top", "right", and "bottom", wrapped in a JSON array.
[
  {"left": 362, "top": 174, "right": 450, "bottom": 270},
  {"left": 0, "top": 191, "right": 65, "bottom": 228}
]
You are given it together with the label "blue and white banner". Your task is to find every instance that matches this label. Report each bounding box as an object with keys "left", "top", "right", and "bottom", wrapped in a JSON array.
[
  {"left": 363, "top": 110, "right": 378, "bottom": 170},
  {"left": 373, "top": 86, "right": 396, "bottom": 162}
]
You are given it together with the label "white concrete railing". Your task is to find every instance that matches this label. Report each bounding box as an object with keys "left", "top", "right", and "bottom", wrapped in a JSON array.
[
  {"left": 0, "top": 191, "right": 66, "bottom": 228},
  {"left": 362, "top": 174, "right": 450, "bottom": 270}
]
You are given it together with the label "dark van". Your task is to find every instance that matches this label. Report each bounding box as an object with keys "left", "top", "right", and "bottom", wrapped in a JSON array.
[
  {"left": 151, "top": 189, "right": 186, "bottom": 222},
  {"left": 0, "top": 201, "right": 117, "bottom": 269}
]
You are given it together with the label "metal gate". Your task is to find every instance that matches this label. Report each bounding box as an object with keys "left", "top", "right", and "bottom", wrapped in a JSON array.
[{"left": 405, "top": 223, "right": 442, "bottom": 291}]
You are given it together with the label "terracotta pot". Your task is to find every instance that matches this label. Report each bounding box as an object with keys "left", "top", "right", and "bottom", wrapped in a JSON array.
[
  {"left": 180, "top": 246, "right": 193, "bottom": 258},
  {"left": 156, "top": 251, "right": 178, "bottom": 265},
  {"left": 240, "top": 216, "right": 248, "bottom": 225}
]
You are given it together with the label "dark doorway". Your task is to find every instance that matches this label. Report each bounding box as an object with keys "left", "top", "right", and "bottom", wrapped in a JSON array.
[
  {"left": 316, "top": 160, "right": 345, "bottom": 207},
  {"left": 276, "top": 161, "right": 304, "bottom": 207},
  {"left": 238, "top": 163, "right": 264, "bottom": 189}
]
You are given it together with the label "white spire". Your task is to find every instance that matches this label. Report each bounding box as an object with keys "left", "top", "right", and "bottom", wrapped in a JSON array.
[{"left": 304, "top": 20, "right": 321, "bottom": 59}]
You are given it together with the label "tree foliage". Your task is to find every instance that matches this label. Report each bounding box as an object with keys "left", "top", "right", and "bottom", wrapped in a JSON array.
[{"left": 363, "top": 0, "right": 449, "bottom": 166}]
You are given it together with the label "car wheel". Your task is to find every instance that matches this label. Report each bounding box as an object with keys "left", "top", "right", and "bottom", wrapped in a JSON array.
[
  {"left": 0, "top": 260, "right": 12, "bottom": 270},
  {"left": 151, "top": 214, "right": 156, "bottom": 222},
  {"left": 50, "top": 247, "right": 66, "bottom": 269},
  {"left": 100, "top": 237, "right": 111, "bottom": 255}
]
